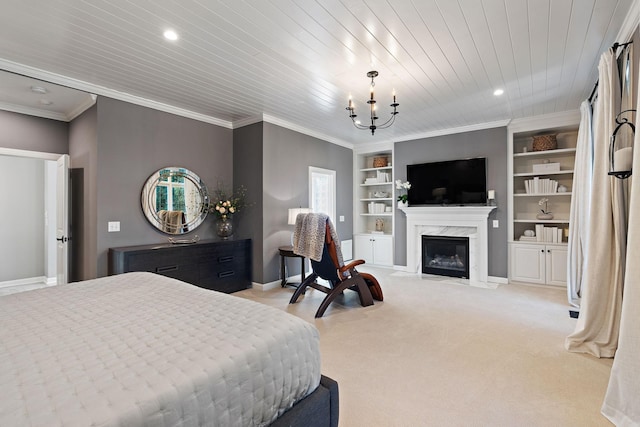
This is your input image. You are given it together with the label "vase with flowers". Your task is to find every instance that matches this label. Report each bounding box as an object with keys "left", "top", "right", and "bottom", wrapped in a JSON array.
[
  {"left": 209, "top": 184, "right": 248, "bottom": 239},
  {"left": 395, "top": 179, "right": 411, "bottom": 208},
  {"left": 536, "top": 197, "right": 554, "bottom": 220}
]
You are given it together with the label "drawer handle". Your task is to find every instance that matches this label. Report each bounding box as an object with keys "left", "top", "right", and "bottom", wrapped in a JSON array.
[
  {"left": 218, "top": 270, "right": 235, "bottom": 278},
  {"left": 218, "top": 256, "right": 234, "bottom": 263},
  {"left": 156, "top": 265, "right": 178, "bottom": 273}
]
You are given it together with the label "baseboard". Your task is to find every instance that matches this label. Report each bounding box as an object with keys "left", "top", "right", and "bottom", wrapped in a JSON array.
[
  {"left": 253, "top": 274, "right": 305, "bottom": 292},
  {"left": 488, "top": 276, "right": 508, "bottom": 285},
  {"left": 45, "top": 276, "right": 57, "bottom": 286},
  {"left": 0, "top": 276, "right": 47, "bottom": 289}
]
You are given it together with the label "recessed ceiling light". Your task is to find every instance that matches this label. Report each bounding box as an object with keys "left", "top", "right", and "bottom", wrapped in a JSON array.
[
  {"left": 493, "top": 88, "right": 504, "bottom": 96},
  {"left": 31, "top": 85, "right": 48, "bottom": 94},
  {"left": 39, "top": 99, "right": 53, "bottom": 106},
  {"left": 163, "top": 29, "right": 178, "bottom": 41}
]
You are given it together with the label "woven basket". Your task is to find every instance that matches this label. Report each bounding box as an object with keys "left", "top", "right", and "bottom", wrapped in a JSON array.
[
  {"left": 532, "top": 134, "right": 557, "bottom": 151},
  {"left": 373, "top": 156, "right": 388, "bottom": 167}
]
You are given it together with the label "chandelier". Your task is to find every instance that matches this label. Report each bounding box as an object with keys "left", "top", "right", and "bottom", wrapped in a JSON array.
[{"left": 346, "top": 71, "right": 399, "bottom": 135}]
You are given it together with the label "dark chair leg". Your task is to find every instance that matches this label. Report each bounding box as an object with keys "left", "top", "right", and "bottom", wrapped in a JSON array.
[
  {"left": 290, "top": 273, "right": 318, "bottom": 304},
  {"left": 315, "top": 276, "right": 374, "bottom": 318}
]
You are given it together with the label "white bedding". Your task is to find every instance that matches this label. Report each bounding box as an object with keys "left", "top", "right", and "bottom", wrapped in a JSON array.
[{"left": 0, "top": 272, "right": 321, "bottom": 426}]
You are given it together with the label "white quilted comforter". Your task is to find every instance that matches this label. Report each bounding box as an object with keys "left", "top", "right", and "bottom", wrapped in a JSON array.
[{"left": 0, "top": 272, "right": 321, "bottom": 426}]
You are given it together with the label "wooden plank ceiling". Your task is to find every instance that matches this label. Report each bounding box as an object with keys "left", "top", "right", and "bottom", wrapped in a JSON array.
[{"left": 0, "top": 0, "right": 635, "bottom": 147}]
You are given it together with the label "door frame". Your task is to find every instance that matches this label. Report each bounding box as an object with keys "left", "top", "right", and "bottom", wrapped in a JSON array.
[{"left": 0, "top": 147, "right": 68, "bottom": 285}]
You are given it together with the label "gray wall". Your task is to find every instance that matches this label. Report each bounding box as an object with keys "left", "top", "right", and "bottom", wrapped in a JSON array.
[
  {"left": 0, "top": 156, "right": 45, "bottom": 281},
  {"left": 94, "top": 97, "right": 233, "bottom": 277},
  {"left": 0, "top": 109, "right": 68, "bottom": 153},
  {"left": 261, "top": 123, "right": 353, "bottom": 284},
  {"left": 394, "top": 127, "right": 508, "bottom": 278},
  {"left": 69, "top": 104, "right": 98, "bottom": 280},
  {"left": 233, "top": 122, "right": 264, "bottom": 282},
  {"left": 232, "top": 121, "right": 353, "bottom": 284}
]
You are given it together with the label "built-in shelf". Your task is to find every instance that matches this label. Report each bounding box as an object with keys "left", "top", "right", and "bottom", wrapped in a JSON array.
[
  {"left": 513, "top": 147, "right": 576, "bottom": 158},
  {"left": 514, "top": 192, "right": 572, "bottom": 197},
  {"left": 514, "top": 170, "right": 574, "bottom": 177},
  {"left": 361, "top": 213, "right": 393, "bottom": 217},
  {"left": 360, "top": 182, "right": 393, "bottom": 187},
  {"left": 360, "top": 198, "right": 393, "bottom": 201},
  {"left": 514, "top": 218, "right": 570, "bottom": 224},
  {"left": 360, "top": 166, "right": 393, "bottom": 172},
  {"left": 513, "top": 240, "right": 568, "bottom": 246}
]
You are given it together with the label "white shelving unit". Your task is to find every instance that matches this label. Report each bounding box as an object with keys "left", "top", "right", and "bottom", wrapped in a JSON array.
[
  {"left": 508, "top": 116, "right": 579, "bottom": 286},
  {"left": 353, "top": 150, "right": 394, "bottom": 266}
]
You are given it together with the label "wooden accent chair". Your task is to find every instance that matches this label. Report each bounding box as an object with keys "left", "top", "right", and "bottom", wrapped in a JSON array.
[{"left": 290, "top": 219, "right": 383, "bottom": 318}]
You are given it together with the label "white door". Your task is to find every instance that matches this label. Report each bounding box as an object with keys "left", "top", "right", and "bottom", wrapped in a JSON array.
[
  {"left": 354, "top": 234, "right": 374, "bottom": 263},
  {"left": 372, "top": 235, "right": 393, "bottom": 266},
  {"left": 56, "top": 154, "right": 69, "bottom": 285}
]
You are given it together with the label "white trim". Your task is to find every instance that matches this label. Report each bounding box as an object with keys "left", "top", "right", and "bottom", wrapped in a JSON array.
[
  {"left": 309, "top": 166, "right": 337, "bottom": 223},
  {"left": 353, "top": 140, "right": 394, "bottom": 154},
  {"left": 262, "top": 114, "right": 353, "bottom": 149},
  {"left": 252, "top": 280, "right": 281, "bottom": 291},
  {"left": 615, "top": 0, "right": 640, "bottom": 44},
  {"left": 488, "top": 276, "right": 509, "bottom": 285},
  {"left": 0, "top": 147, "right": 63, "bottom": 160},
  {"left": 508, "top": 110, "right": 580, "bottom": 133},
  {"left": 232, "top": 115, "right": 264, "bottom": 129},
  {"left": 67, "top": 94, "right": 98, "bottom": 121},
  {"left": 0, "top": 101, "right": 69, "bottom": 122},
  {"left": 0, "top": 276, "right": 47, "bottom": 289},
  {"left": 0, "top": 59, "right": 232, "bottom": 128}
]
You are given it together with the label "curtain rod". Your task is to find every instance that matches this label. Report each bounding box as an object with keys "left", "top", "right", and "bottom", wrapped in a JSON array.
[{"left": 587, "top": 40, "right": 634, "bottom": 104}]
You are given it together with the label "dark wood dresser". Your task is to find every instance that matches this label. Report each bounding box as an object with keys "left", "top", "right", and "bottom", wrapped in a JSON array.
[{"left": 108, "top": 239, "right": 252, "bottom": 293}]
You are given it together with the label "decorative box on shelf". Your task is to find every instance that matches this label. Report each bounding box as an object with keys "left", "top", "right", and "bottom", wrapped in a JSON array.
[{"left": 532, "top": 162, "right": 560, "bottom": 173}]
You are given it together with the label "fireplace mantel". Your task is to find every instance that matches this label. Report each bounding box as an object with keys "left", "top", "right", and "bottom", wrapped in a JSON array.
[{"left": 400, "top": 205, "right": 496, "bottom": 284}]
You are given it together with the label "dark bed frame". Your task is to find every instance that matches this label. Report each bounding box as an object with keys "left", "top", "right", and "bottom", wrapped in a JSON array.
[{"left": 270, "top": 375, "right": 339, "bottom": 427}]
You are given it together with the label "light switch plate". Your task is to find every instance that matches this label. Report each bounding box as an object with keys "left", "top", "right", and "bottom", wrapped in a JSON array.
[
  {"left": 108, "top": 221, "right": 120, "bottom": 232},
  {"left": 493, "top": 220, "right": 499, "bottom": 228},
  {"left": 339, "top": 215, "right": 345, "bottom": 222}
]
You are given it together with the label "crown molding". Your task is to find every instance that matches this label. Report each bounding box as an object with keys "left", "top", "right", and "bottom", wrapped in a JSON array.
[
  {"left": 0, "top": 59, "right": 232, "bottom": 128},
  {"left": 389, "top": 119, "right": 512, "bottom": 146},
  {"left": 0, "top": 101, "right": 70, "bottom": 122},
  {"left": 615, "top": 0, "right": 640, "bottom": 43},
  {"left": 508, "top": 110, "right": 580, "bottom": 133},
  {"left": 353, "top": 140, "right": 394, "bottom": 154},
  {"left": 66, "top": 94, "right": 97, "bottom": 121}
]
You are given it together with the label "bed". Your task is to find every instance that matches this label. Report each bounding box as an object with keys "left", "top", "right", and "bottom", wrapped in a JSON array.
[{"left": 0, "top": 272, "right": 338, "bottom": 426}]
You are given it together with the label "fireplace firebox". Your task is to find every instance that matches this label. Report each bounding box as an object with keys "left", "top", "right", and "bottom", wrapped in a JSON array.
[{"left": 422, "top": 235, "right": 470, "bottom": 278}]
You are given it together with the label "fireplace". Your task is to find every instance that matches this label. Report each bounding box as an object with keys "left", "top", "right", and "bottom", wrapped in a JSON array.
[{"left": 422, "top": 235, "right": 470, "bottom": 278}]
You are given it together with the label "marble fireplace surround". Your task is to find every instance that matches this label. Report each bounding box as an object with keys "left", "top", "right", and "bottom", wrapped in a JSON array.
[{"left": 400, "top": 206, "right": 496, "bottom": 284}]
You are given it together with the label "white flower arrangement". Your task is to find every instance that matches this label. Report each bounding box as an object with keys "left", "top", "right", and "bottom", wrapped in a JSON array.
[
  {"left": 209, "top": 184, "right": 247, "bottom": 221},
  {"left": 395, "top": 179, "right": 411, "bottom": 203}
]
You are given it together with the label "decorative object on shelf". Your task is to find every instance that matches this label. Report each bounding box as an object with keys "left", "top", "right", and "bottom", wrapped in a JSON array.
[
  {"left": 346, "top": 70, "right": 399, "bottom": 135},
  {"left": 558, "top": 184, "right": 568, "bottom": 193},
  {"left": 395, "top": 179, "right": 411, "bottom": 207},
  {"left": 209, "top": 183, "right": 248, "bottom": 239},
  {"left": 373, "top": 191, "right": 389, "bottom": 198},
  {"left": 536, "top": 197, "right": 554, "bottom": 220},
  {"left": 608, "top": 109, "right": 635, "bottom": 179},
  {"left": 373, "top": 156, "right": 388, "bottom": 167},
  {"left": 487, "top": 189, "right": 496, "bottom": 206},
  {"left": 375, "top": 218, "right": 384, "bottom": 232},
  {"left": 524, "top": 229, "right": 535, "bottom": 237},
  {"left": 532, "top": 133, "right": 558, "bottom": 151},
  {"left": 168, "top": 235, "right": 200, "bottom": 245},
  {"left": 532, "top": 161, "right": 560, "bottom": 173}
]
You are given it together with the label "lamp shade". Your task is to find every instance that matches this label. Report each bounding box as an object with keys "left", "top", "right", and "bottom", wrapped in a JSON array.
[{"left": 288, "top": 208, "right": 311, "bottom": 225}]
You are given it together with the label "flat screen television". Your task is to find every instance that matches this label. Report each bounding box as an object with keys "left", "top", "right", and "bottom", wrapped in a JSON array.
[{"left": 406, "top": 158, "right": 487, "bottom": 206}]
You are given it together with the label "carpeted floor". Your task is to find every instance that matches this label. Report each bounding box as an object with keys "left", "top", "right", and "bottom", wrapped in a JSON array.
[{"left": 236, "top": 266, "right": 613, "bottom": 427}]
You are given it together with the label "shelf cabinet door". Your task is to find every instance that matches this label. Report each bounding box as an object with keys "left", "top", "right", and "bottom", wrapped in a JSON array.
[
  {"left": 545, "top": 245, "right": 568, "bottom": 286},
  {"left": 354, "top": 234, "right": 393, "bottom": 266},
  {"left": 510, "top": 243, "right": 545, "bottom": 284}
]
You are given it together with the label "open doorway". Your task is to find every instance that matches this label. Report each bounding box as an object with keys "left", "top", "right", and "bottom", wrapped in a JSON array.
[{"left": 0, "top": 148, "right": 70, "bottom": 292}]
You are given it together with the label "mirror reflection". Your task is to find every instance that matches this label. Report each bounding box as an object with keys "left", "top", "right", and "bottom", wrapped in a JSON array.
[{"left": 141, "top": 167, "right": 209, "bottom": 234}]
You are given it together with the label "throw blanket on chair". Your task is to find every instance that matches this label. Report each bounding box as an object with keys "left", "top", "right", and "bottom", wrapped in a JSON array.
[{"left": 293, "top": 213, "right": 344, "bottom": 267}]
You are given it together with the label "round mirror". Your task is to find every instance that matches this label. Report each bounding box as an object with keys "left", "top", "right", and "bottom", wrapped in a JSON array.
[{"left": 141, "top": 167, "right": 209, "bottom": 234}]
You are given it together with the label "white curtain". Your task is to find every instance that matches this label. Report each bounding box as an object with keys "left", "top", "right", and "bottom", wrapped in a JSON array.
[
  {"left": 565, "top": 48, "right": 625, "bottom": 358},
  {"left": 567, "top": 100, "right": 594, "bottom": 307},
  {"left": 601, "top": 47, "right": 639, "bottom": 427}
]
